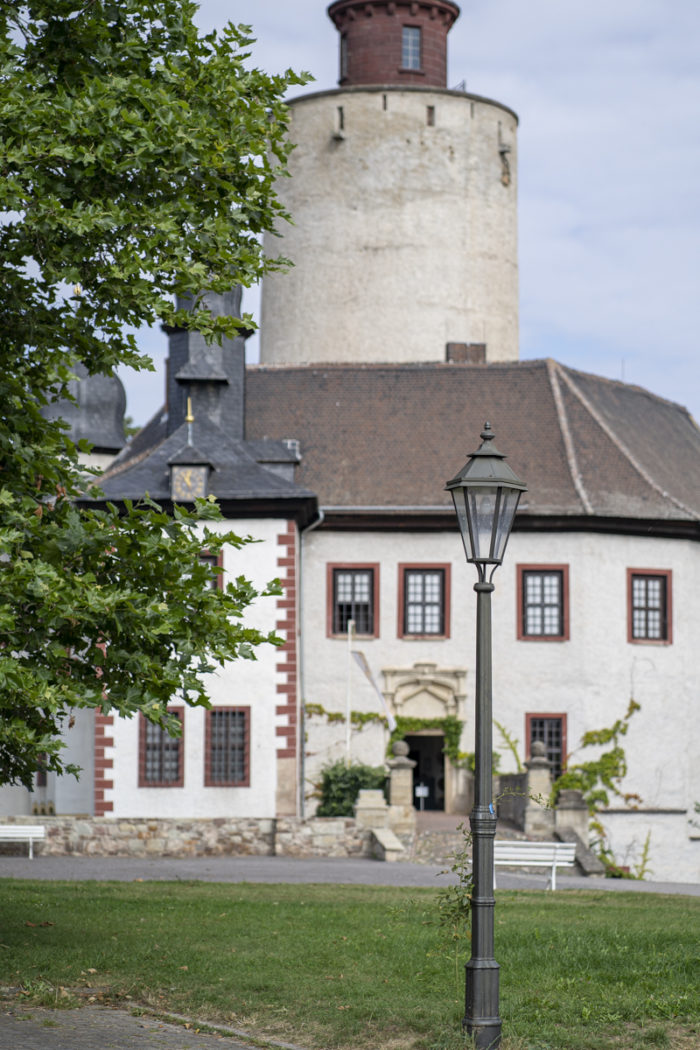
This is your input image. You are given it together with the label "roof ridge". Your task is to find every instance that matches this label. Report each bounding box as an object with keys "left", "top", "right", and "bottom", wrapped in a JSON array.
[
  {"left": 556, "top": 365, "right": 697, "bottom": 518},
  {"left": 547, "top": 360, "right": 593, "bottom": 515},
  {"left": 246, "top": 359, "right": 547, "bottom": 374}
]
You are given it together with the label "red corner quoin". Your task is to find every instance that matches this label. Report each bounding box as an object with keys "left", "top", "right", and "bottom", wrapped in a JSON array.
[
  {"left": 327, "top": 0, "right": 460, "bottom": 88},
  {"left": 94, "top": 712, "right": 114, "bottom": 815},
  {"left": 276, "top": 524, "right": 298, "bottom": 760}
]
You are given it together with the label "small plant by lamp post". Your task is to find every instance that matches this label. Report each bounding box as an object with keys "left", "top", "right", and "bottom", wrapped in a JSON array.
[{"left": 445, "top": 422, "right": 527, "bottom": 1050}]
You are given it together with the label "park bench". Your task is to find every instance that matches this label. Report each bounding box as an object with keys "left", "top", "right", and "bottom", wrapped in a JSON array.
[
  {"left": 0, "top": 825, "right": 46, "bottom": 859},
  {"left": 493, "top": 840, "right": 577, "bottom": 890}
]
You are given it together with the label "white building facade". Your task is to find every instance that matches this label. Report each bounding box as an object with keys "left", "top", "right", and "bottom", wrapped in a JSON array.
[{"left": 2, "top": 1, "right": 698, "bottom": 886}]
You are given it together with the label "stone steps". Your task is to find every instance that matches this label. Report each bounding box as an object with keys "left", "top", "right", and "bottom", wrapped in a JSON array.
[{"left": 406, "top": 821, "right": 533, "bottom": 867}]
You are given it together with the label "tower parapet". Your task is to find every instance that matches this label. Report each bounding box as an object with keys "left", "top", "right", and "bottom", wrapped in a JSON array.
[
  {"left": 328, "top": 0, "right": 460, "bottom": 88},
  {"left": 260, "top": 3, "right": 518, "bottom": 367}
]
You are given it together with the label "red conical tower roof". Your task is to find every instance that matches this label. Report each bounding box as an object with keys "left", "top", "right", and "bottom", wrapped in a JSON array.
[{"left": 327, "top": 1, "right": 460, "bottom": 88}]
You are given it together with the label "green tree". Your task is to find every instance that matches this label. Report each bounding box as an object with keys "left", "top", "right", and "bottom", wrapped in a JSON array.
[{"left": 0, "top": 1, "right": 308, "bottom": 788}]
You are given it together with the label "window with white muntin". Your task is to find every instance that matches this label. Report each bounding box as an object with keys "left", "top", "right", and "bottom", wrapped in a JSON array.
[
  {"left": 399, "top": 565, "right": 450, "bottom": 638},
  {"left": 628, "top": 569, "right": 672, "bottom": 643},
  {"left": 328, "top": 565, "right": 379, "bottom": 637},
  {"left": 517, "top": 565, "right": 569, "bottom": 641},
  {"left": 402, "top": 26, "right": 421, "bottom": 70}
]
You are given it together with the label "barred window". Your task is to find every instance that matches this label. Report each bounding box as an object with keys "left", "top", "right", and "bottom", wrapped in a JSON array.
[
  {"left": 527, "top": 715, "right": 566, "bottom": 781},
  {"left": 402, "top": 26, "right": 421, "bottom": 70},
  {"left": 332, "top": 567, "right": 376, "bottom": 635},
  {"left": 519, "top": 567, "right": 568, "bottom": 640},
  {"left": 402, "top": 568, "right": 445, "bottom": 636},
  {"left": 139, "top": 709, "right": 183, "bottom": 787},
  {"left": 205, "top": 708, "right": 250, "bottom": 787},
  {"left": 629, "top": 571, "right": 671, "bottom": 643}
]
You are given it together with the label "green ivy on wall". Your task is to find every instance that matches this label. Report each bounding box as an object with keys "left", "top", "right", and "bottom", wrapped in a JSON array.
[
  {"left": 388, "top": 715, "right": 465, "bottom": 765},
  {"left": 303, "top": 704, "right": 468, "bottom": 766},
  {"left": 304, "top": 702, "right": 388, "bottom": 729}
]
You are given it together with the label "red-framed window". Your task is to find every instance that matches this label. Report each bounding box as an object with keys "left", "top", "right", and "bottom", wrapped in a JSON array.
[
  {"left": 401, "top": 25, "right": 422, "bottom": 70},
  {"left": 139, "top": 708, "right": 184, "bottom": 788},
  {"left": 204, "top": 707, "right": 250, "bottom": 787},
  {"left": 398, "top": 564, "right": 451, "bottom": 638},
  {"left": 627, "top": 569, "right": 672, "bottom": 644},
  {"left": 199, "top": 549, "right": 224, "bottom": 591},
  {"left": 517, "top": 565, "right": 570, "bottom": 641},
  {"left": 327, "top": 564, "right": 380, "bottom": 638},
  {"left": 526, "top": 713, "right": 567, "bottom": 781},
  {"left": 35, "top": 753, "right": 48, "bottom": 789}
]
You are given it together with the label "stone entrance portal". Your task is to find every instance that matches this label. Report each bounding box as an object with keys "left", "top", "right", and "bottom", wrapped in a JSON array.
[{"left": 382, "top": 662, "right": 469, "bottom": 815}]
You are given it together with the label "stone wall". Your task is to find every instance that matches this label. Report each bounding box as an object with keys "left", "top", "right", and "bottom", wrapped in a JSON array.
[
  {"left": 0, "top": 815, "right": 374, "bottom": 859},
  {"left": 275, "top": 817, "right": 371, "bottom": 857}
]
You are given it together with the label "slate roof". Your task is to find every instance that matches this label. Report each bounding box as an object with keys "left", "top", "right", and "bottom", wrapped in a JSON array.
[
  {"left": 41, "top": 362, "right": 126, "bottom": 453},
  {"left": 243, "top": 358, "right": 700, "bottom": 528},
  {"left": 96, "top": 415, "right": 316, "bottom": 523}
]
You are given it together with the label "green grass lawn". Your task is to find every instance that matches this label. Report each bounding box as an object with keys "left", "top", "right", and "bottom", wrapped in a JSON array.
[{"left": 0, "top": 880, "right": 698, "bottom": 1050}]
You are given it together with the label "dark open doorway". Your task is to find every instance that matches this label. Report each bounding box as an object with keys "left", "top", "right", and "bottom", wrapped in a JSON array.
[{"left": 405, "top": 733, "right": 445, "bottom": 811}]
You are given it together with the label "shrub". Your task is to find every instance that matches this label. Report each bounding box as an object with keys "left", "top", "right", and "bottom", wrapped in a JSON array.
[{"left": 315, "top": 760, "right": 387, "bottom": 816}]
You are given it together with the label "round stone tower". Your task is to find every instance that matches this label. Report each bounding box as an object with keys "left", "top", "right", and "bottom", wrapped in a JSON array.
[{"left": 260, "top": 0, "right": 519, "bottom": 366}]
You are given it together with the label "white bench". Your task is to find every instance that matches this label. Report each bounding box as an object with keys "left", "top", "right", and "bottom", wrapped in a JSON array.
[
  {"left": 0, "top": 825, "right": 46, "bottom": 859},
  {"left": 494, "top": 840, "right": 577, "bottom": 890}
]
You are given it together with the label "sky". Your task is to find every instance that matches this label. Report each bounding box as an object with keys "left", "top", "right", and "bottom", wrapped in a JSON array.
[{"left": 119, "top": 0, "right": 700, "bottom": 427}]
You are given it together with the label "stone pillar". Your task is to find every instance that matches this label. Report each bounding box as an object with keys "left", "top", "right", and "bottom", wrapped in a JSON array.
[
  {"left": 353, "top": 789, "right": 389, "bottom": 829},
  {"left": 523, "top": 740, "right": 555, "bottom": 837},
  {"left": 555, "top": 789, "right": 590, "bottom": 844},
  {"left": 386, "top": 740, "right": 417, "bottom": 835}
]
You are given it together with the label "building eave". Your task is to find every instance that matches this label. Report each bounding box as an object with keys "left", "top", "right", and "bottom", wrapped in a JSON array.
[{"left": 316, "top": 506, "right": 700, "bottom": 540}]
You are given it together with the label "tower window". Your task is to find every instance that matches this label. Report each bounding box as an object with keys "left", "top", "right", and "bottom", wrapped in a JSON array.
[
  {"left": 402, "top": 26, "right": 421, "bottom": 70},
  {"left": 340, "top": 34, "right": 348, "bottom": 80}
]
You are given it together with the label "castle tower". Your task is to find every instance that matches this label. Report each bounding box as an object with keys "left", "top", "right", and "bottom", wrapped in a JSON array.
[{"left": 260, "top": 0, "right": 519, "bottom": 366}]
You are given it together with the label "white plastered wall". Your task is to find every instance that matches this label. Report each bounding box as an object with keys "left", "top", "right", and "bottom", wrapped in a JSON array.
[
  {"left": 108, "top": 518, "right": 286, "bottom": 819},
  {"left": 261, "top": 88, "right": 519, "bottom": 365},
  {"left": 301, "top": 526, "right": 700, "bottom": 881}
]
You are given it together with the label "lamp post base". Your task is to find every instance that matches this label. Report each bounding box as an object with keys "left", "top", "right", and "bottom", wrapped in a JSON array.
[
  {"left": 463, "top": 1020, "right": 502, "bottom": 1050},
  {"left": 464, "top": 958, "right": 501, "bottom": 1048}
]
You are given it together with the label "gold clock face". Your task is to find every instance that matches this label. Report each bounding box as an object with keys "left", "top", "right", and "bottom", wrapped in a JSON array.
[{"left": 171, "top": 465, "right": 207, "bottom": 501}]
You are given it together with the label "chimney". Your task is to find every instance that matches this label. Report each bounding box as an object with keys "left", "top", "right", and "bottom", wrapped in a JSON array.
[{"left": 446, "top": 342, "right": 487, "bottom": 364}]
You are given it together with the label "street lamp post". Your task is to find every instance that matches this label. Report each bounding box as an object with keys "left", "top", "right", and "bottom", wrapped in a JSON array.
[{"left": 445, "top": 422, "right": 527, "bottom": 1050}]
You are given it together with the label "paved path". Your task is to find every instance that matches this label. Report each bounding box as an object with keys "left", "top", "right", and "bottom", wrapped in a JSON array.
[
  {"left": 0, "top": 1003, "right": 280, "bottom": 1050},
  {"left": 0, "top": 853, "right": 698, "bottom": 894}
]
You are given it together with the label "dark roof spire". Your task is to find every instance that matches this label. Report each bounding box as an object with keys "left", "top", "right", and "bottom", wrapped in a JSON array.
[
  {"left": 41, "top": 363, "right": 126, "bottom": 455},
  {"left": 165, "top": 289, "right": 246, "bottom": 440}
]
